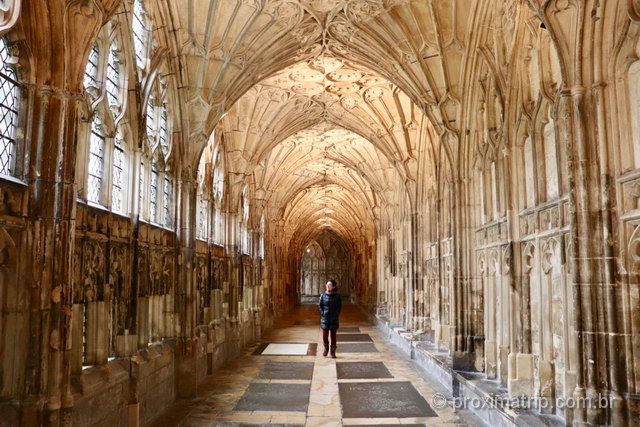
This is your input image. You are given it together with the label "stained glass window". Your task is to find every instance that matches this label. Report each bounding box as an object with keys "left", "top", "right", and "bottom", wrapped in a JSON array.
[
  {"left": 0, "top": 38, "right": 18, "bottom": 176},
  {"left": 87, "top": 112, "right": 105, "bottom": 204},
  {"left": 150, "top": 161, "right": 158, "bottom": 223},
  {"left": 132, "top": 0, "right": 148, "bottom": 69},
  {"left": 112, "top": 131, "right": 125, "bottom": 212},
  {"left": 105, "top": 42, "right": 120, "bottom": 108}
]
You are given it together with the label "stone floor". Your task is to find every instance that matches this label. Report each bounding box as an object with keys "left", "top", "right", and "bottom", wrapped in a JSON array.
[{"left": 149, "top": 304, "right": 484, "bottom": 426}]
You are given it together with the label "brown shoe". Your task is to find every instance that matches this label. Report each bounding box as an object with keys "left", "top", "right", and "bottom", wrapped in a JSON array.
[
  {"left": 330, "top": 346, "right": 336, "bottom": 358},
  {"left": 323, "top": 345, "right": 329, "bottom": 357}
]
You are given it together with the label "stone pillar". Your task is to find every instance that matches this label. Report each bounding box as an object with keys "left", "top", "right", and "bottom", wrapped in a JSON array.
[
  {"left": 14, "top": 4, "right": 124, "bottom": 424},
  {"left": 175, "top": 171, "right": 199, "bottom": 398}
]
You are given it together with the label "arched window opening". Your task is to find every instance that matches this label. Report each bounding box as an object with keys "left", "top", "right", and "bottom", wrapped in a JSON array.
[
  {"left": 81, "top": 23, "right": 131, "bottom": 213},
  {"left": 87, "top": 112, "right": 106, "bottom": 204}
]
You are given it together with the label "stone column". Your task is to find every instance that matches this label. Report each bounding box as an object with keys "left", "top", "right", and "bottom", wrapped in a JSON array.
[
  {"left": 16, "top": 2, "right": 122, "bottom": 424},
  {"left": 174, "top": 170, "right": 200, "bottom": 398}
]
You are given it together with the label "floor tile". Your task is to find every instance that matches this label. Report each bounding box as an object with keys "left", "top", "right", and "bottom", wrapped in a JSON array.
[
  {"left": 336, "top": 361, "right": 393, "bottom": 379},
  {"left": 260, "top": 343, "right": 309, "bottom": 355},
  {"left": 256, "top": 361, "right": 314, "bottom": 380},
  {"left": 337, "top": 327, "right": 361, "bottom": 333},
  {"left": 336, "top": 333, "right": 373, "bottom": 342},
  {"left": 234, "top": 383, "right": 311, "bottom": 412},
  {"left": 338, "top": 381, "right": 438, "bottom": 418},
  {"left": 335, "top": 343, "right": 378, "bottom": 353},
  {"left": 149, "top": 304, "right": 481, "bottom": 426}
]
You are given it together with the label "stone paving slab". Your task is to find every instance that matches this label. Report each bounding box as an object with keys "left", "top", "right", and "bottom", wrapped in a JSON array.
[
  {"left": 336, "top": 361, "right": 393, "bottom": 379},
  {"left": 234, "top": 383, "right": 311, "bottom": 412},
  {"left": 336, "top": 343, "right": 378, "bottom": 353},
  {"left": 337, "top": 327, "right": 361, "bottom": 333},
  {"left": 252, "top": 343, "right": 317, "bottom": 356},
  {"left": 256, "top": 361, "right": 314, "bottom": 380},
  {"left": 336, "top": 333, "right": 373, "bottom": 342},
  {"left": 338, "top": 381, "right": 437, "bottom": 418}
]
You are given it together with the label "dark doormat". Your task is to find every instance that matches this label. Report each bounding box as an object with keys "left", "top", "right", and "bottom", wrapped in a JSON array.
[
  {"left": 336, "top": 343, "right": 378, "bottom": 353},
  {"left": 338, "top": 381, "right": 437, "bottom": 418},
  {"left": 234, "top": 383, "right": 311, "bottom": 412},
  {"left": 256, "top": 361, "right": 314, "bottom": 380},
  {"left": 336, "top": 361, "right": 393, "bottom": 379},
  {"left": 336, "top": 333, "right": 373, "bottom": 342}
]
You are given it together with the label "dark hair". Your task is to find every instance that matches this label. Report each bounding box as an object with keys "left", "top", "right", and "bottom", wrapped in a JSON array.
[{"left": 327, "top": 280, "right": 337, "bottom": 289}]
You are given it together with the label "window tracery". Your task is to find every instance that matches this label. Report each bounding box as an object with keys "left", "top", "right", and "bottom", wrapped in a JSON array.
[
  {"left": 141, "top": 75, "right": 173, "bottom": 228},
  {"left": 81, "top": 24, "right": 131, "bottom": 213}
]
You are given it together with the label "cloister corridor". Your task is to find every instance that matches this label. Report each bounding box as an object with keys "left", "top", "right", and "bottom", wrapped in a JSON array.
[{"left": 0, "top": 0, "right": 639, "bottom": 426}]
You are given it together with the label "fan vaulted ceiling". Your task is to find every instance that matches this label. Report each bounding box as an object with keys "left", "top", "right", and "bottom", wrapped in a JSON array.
[{"left": 166, "top": 0, "right": 471, "bottom": 247}]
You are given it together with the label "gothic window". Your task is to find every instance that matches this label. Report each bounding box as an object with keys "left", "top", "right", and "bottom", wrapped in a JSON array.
[
  {"left": 81, "top": 22, "right": 131, "bottom": 213},
  {"left": 87, "top": 112, "right": 105, "bottom": 204},
  {"left": 0, "top": 38, "right": 19, "bottom": 177},
  {"left": 132, "top": 0, "right": 149, "bottom": 70},
  {"left": 142, "top": 75, "right": 173, "bottom": 228}
]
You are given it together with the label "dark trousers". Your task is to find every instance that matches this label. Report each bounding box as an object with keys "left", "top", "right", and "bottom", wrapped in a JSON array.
[{"left": 322, "top": 329, "right": 337, "bottom": 348}]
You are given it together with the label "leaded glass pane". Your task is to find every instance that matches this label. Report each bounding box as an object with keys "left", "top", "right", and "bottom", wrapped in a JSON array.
[
  {"left": 145, "top": 97, "right": 155, "bottom": 144},
  {"left": 139, "top": 160, "right": 145, "bottom": 218},
  {"left": 132, "top": 0, "right": 147, "bottom": 69},
  {"left": 159, "top": 103, "right": 169, "bottom": 156},
  {"left": 163, "top": 176, "right": 171, "bottom": 227},
  {"left": 87, "top": 113, "right": 105, "bottom": 204},
  {"left": 197, "top": 197, "right": 207, "bottom": 239},
  {"left": 150, "top": 163, "right": 158, "bottom": 223},
  {"left": 112, "top": 132, "right": 125, "bottom": 212},
  {"left": 83, "top": 43, "right": 100, "bottom": 97},
  {"left": 0, "top": 38, "right": 17, "bottom": 176},
  {"left": 105, "top": 42, "right": 120, "bottom": 109}
]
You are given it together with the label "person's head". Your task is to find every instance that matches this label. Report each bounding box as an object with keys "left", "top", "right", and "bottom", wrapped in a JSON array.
[{"left": 326, "top": 280, "right": 337, "bottom": 293}]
